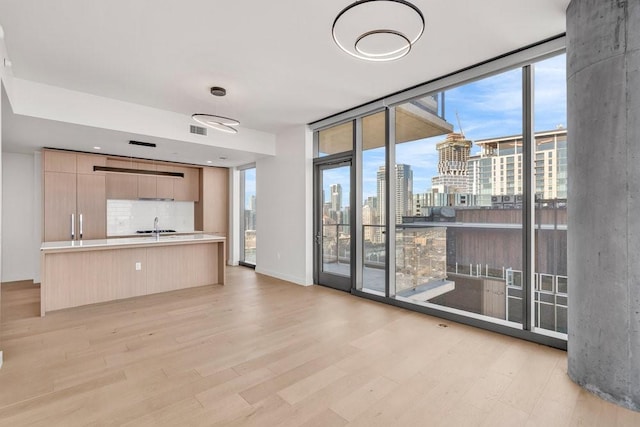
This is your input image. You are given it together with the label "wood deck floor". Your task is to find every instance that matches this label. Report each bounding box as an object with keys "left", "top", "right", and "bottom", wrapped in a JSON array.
[{"left": 1, "top": 267, "right": 638, "bottom": 426}]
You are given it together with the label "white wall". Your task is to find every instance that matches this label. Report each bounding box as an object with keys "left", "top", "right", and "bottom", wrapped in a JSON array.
[
  {"left": 1, "top": 153, "right": 37, "bottom": 282},
  {"left": 0, "top": 23, "right": 13, "bottom": 367},
  {"left": 9, "top": 78, "right": 276, "bottom": 157},
  {"left": 255, "top": 125, "right": 313, "bottom": 285}
]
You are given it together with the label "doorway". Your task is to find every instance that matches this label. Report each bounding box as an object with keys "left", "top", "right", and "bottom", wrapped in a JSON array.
[{"left": 314, "top": 157, "right": 353, "bottom": 292}]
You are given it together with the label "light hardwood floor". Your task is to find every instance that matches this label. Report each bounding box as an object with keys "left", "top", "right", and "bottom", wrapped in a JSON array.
[{"left": 1, "top": 267, "right": 638, "bottom": 426}]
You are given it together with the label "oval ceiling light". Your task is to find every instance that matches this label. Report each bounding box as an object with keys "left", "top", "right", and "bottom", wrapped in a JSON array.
[
  {"left": 192, "top": 114, "right": 239, "bottom": 134},
  {"left": 192, "top": 86, "right": 240, "bottom": 133},
  {"left": 332, "top": 0, "right": 425, "bottom": 62}
]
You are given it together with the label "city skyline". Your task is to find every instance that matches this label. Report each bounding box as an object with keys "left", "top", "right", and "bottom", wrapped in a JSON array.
[
  {"left": 322, "top": 54, "right": 566, "bottom": 206},
  {"left": 324, "top": 125, "right": 568, "bottom": 214}
]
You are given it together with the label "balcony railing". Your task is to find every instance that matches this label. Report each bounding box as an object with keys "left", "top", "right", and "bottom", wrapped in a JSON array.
[{"left": 322, "top": 223, "right": 351, "bottom": 265}]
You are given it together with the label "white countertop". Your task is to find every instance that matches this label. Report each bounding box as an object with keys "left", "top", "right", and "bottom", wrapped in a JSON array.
[{"left": 41, "top": 233, "right": 225, "bottom": 251}]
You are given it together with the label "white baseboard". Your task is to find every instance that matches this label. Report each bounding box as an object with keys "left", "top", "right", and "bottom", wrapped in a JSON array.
[{"left": 254, "top": 267, "right": 313, "bottom": 286}]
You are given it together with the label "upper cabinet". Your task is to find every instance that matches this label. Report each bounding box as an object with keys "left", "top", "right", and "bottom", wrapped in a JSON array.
[
  {"left": 156, "top": 165, "right": 175, "bottom": 200},
  {"left": 173, "top": 166, "right": 199, "bottom": 202},
  {"left": 44, "top": 150, "right": 78, "bottom": 173},
  {"left": 104, "top": 160, "right": 199, "bottom": 201},
  {"left": 105, "top": 159, "right": 138, "bottom": 200},
  {"left": 136, "top": 162, "right": 158, "bottom": 199},
  {"left": 43, "top": 149, "right": 209, "bottom": 242}
]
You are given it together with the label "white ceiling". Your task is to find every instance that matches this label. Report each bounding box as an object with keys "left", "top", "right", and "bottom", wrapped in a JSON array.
[{"left": 0, "top": 0, "right": 570, "bottom": 165}]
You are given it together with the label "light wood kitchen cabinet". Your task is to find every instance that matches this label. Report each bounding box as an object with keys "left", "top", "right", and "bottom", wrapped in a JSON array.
[
  {"left": 156, "top": 164, "right": 175, "bottom": 199},
  {"left": 174, "top": 166, "right": 199, "bottom": 202},
  {"left": 136, "top": 162, "right": 157, "bottom": 199},
  {"left": 106, "top": 161, "right": 181, "bottom": 200},
  {"left": 40, "top": 237, "right": 225, "bottom": 315},
  {"left": 196, "top": 166, "right": 228, "bottom": 235},
  {"left": 137, "top": 162, "right": 182, "bottom": 200},
  {"left": 43, "top": 150, "right": 107, "bottom": 241},
  {"left": 44, "top": 150, "right": 77, "bottom": 173},
  {"left": 77, "top": 174, "right": 106, "bottom": 239},
  {"left": 105, "top": 159, "right": 138, "bottom": 199},
  {"left": 104, "top": 158, "right": 197, "bottom": 201},
  {"left": 77, "top": 154, "right": 105, "bottom": 174},
  {"left": 43, "top": 172, "right": 77, "bottom": 242}
]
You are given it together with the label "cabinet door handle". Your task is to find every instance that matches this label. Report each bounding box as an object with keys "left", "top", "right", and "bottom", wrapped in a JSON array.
[
  {"left": 79, "top": 213, "right": 83, "bottom": 239},
  {"left": 71, "top": 213, "right": 75, "bottom": 240}
]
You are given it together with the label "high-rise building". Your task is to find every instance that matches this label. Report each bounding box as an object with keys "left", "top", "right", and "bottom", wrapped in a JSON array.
[
  {"left": 431, "top": 133, "right": 473, "bottom": 194},
  {"left": 377, "top": 164, "right": 413, "bottom": 225},
  {"left": 330, "top": 183, "right": 342, "bottom": 212},
  {"left": 362, "top": 204, "right": 376, "bottom": 242},
  {"left": 364, "top": 196, "right": 378, "bottom": 210},
  {"left": 362, "top": 196, "right": 380, "bottom": 243},
  {"left": 468, "top": 128, "right": 567, "bottom": 205},
  {"left": 342, "top": 206, "right": 350, "bottom": 225}
]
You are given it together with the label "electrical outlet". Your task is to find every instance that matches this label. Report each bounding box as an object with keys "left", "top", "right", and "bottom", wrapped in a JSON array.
[{"left": 135, "top": 262, "right": 142, "bottom": 271}]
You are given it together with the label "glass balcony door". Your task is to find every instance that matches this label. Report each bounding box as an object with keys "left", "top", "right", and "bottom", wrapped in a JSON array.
[{"left": 315, "top": 159, "right": 353, "bottom": 292}]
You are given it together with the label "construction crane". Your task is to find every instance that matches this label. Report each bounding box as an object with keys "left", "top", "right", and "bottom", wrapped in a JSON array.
[{"left": 456, "top": 111, "right": 465, "bottom": 138}]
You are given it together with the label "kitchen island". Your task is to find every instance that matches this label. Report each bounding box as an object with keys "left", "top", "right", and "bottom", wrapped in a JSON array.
[{"left": 40, "top": 234, "right": 225, "bottom": 316}]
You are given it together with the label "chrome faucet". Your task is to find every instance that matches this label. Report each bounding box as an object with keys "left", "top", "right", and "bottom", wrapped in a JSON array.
[{"left": 154, "top": 217, "right": 159, "bottom": 235}]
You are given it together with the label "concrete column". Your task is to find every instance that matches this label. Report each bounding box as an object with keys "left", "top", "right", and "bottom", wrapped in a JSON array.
[{"left": 567, "top": 0, "right": 640, "bottom": 411}]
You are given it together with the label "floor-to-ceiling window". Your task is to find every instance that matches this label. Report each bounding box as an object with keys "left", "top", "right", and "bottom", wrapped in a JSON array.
[
  {"left": 533, "top": 54, "right": 567, "bottom": 337},
  {"left": 394, "top": 68, "right": 524, "bottom": 327},
  {"left": 311, "top": 39, "right": 567, "bottom": 347},
  {"left": 239, "top": 165, "right": 256, "bottom": 267},
  {"left": 314, "top": 121, "right": 354, "bottom": 291},
  {"left": 361, "top": 111, "right": 386, "bottom": 294}
]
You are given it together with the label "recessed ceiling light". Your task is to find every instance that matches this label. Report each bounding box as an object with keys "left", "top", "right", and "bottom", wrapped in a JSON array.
[
  {"left": 206, "top": 160, "right": 213, "bottom": 164},
  {"left": 93, "top": 146, "right": 101, "bottom": 150}
]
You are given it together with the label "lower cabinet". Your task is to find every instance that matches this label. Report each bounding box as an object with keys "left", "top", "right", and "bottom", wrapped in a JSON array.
[{"left": 41, "top": 240, "right": 225, "bottom": 315}]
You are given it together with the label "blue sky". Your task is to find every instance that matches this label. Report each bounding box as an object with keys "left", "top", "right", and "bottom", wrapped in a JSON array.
[
  {"left": 251, "top": 54, "right": 567, "bottom": 210},
  {"left": 243, "top": 168, "right": 256, "bottom": 209},
  {"left": 330, "top": 53, "right": 567, "bottom": 206}
]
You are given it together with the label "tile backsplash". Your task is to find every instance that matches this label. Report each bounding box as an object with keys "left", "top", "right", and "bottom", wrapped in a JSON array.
[{"left": 107, "top": 199, "right": 195, "bottom": 236}]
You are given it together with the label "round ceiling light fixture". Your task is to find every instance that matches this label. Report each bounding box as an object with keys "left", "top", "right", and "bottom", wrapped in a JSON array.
[
  {"left": 210, "top": 86, "right": 226, "bottom": 97},
  {"left": 192, "top": 86, "right": 240, "bottom": 133},
  {"left": 332, "top": 0, "right": 425, "bottom": 62},
  {"left": 192, "top": 114, "right": 239, "bottom": 134}
]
